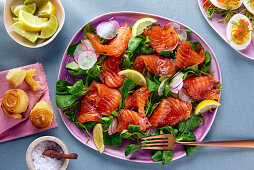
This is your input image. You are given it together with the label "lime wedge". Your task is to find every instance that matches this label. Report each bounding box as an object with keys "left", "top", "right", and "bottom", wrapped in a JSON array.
[
  {"left": 19, "top": 10, "right": 45, "bottom": 32},
  {"left": 11, "top": 3, "right": 36, "bottom": 17},
  {"left": 39, "top": 14, "right": 58, "bottom": 39},
  {"left": 23, "top": 0, "right": 45, "bottom": 6},
  {"left": 93, "top": 123, "right": 104, "bottom": 153},
  {"left": 11, "top": 22, "right": 39, "bottom": 43},
  {"left": 118, "top": 69, "right": 147, "bottom": 86},
  {"left": 13, "top": 17, "right": 19, "bottom": 22},
  {"left": 37, "top": 1, "right": 55, "bottom": 18},
  {"left": 39, "top": 17, "right": 48, "bottom": 23},
  {"left": 132, "top": 18, "right": 157, "bottom": 37}
]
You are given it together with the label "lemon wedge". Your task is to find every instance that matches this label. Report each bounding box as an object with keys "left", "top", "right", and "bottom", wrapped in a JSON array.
[
  {"left": 19, "top": 10, "right": 45, "bottom": 32},
  {"left": 37, "top": 1, "right": 55, "bottom": 18},
  {"left": 195, "top": 100, "right": 221, "bottom": 115},
  {"left": 93, "top": 123, "right": 104, "bottom": 153},
  {"left": 132, "top": 17, "right": 157, "bottom": 37},
  {"left": 11, "top": 22, "right": 39, "bottom": 43},
  {"left": 118, "top": 69, "right": 147, "bottom": 86},
  {"left": 11, "top": 3, "right": 36, "bottom": 17}
]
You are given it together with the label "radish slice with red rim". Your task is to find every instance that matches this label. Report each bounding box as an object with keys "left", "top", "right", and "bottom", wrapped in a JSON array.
[
  {"left": 108, "top": 117, "right": 118, "bottom": 135},
  {"left": 73, "top": 44, "right": 88, "bottom": 62},
  {"left": 179, "top": 88, "right": 191, "bottom": 103},
  {"left": 169, "top": 72, "right": 184, "bottom": 94},
  {"left": 170, "top": 82, "right": 183, "bottom": 94},
  {"left": 176, "top": 29, "right": 187, "bottom": 41},
  {"left": 81, "top": 39, "right": 99, "bottom": 57},
  {"left": 168, "top": 22, "right": 181, "bottom": 30},
  {"left": 96, "top": 20, "right": 120, "bottom": 40},
  {"left": 77, "top": 50, "right": 97, "bottom": 70},
  {"left": 158, "top": 77, "right": 170, "bottom": 96}
]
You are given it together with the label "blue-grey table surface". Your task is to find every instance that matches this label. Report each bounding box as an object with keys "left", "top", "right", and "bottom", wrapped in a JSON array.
[{"left": 1, "top": 0, "right": 254, "bottom": 170}]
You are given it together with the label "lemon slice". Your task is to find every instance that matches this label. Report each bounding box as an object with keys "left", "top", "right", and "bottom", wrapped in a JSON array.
[
  {"left": 23, "top": 0, "right": 45, "bottom": 6},
  {"left": 11, "top": 22, "right": 39, "bottom": 43},
  {"left": 132, "top": 17, "right": 157, "bottom": 37},
  {"left": 11, "top": 3, "right": 36, "bottom": 17},
  {"left": 118, "top": 69, "right": 147, "bottom": 86},
  {"left": 37, "top": 1, "right": 55, "bottom": 18},
  {"left": 13, "top": 17, "right": 48, "bottom": 23},
  {"left": 39, "top": 14, "right": 59, "bottom": 39},
  {"left": 195, "top": 100, "right": 221, "bottom": 115},
  {"left": 93, "top": 123, "right": 104, "bottom": 153},
  {"left": 19, "top": 10, "right": 45, "bottom": 32}
]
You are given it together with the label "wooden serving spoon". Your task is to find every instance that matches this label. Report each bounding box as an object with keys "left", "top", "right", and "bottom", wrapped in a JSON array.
[{"left": 42, "top": 150, "right": 78, "bottom": 159}]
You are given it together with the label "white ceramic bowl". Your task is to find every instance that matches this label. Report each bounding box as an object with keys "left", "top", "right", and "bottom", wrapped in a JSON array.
[
  {"left": 26, "top": 136, "right": 69, "bottom": 170},
  {"left": 4, "top": 0, "right": 65, "bottom": 48}
]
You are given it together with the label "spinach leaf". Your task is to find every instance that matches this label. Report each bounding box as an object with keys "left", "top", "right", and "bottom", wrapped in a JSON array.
[
  {"left": 159, "top": 50, "right": 175, "bottom": 59},
  {"left": 175, "top": 130, "right": 196, "bottom": 142},
  {"left": 159, "top": 75, "right": 172, "bottom": 82},
  {"left": 178, "top": 113, "right": 201, "bottom": 132},
  {"left": 83, "top": 23, "right": 96, "bottom": 39},
  {"left": 121, "top": 130, "right": 132, "bottom": 138},
  {"left": 67, "top": 41, "right": 82, "bottom": 56},
  {"left": 128, "top": 124, "right": 140, "bottom": 132},
  {"left": 145, "top": 77, "right": 159, "bottom": 92},
  {"left": 201, "top": 50, "right": 212, "bottom": 72},
  {"left": 76, "top": 121, "right": 97, "bottom": 131},
  {"left": 146, "top": 101, "right": 160, "bottom": 117},
  {"left": 140, "top": 46, "right": 154, "bottom": 55},
  {"left": 112, "top": 109, "right": 119, "bottom": 117},
  {"left": 56, "top": 80, "right": 72, "bottom": 94},
  {"left": 104, "top": 133, "right": 122, "bottom": 146},
  {"left": 184, "top": 145, "right": 200, "bottom": 157},
  {"left": 100, "top": 116, "right": 113, "bottom": 124},
  {"left": 151, "top": 150, "right": 163, "bottom": 162},
  {"left": 122, "top": 56, "right": 133, "bottom": 69},
  {"left": 162, "top": 150, "right": 173, "bottom": 165},
  {"left": 97, "top": 55, "right": 108, "bottom": 65},
  {"left": 125, "top": 144, "right": 142, "bottom": 156},
  {"left": 159, "top": 126, "right": 178, "bottom": 137},
  {"left": 87, "top": 65, "right": 103, "bottom": 77},
  {"left": 217, "top": 83, "right": 223, "bottom": 91},
  {"left": 56, "top": 95, "right": 78, "bottom": 109},
  {"left": 127, "top": 37, "right": 143, "bottom": 53},
  {"left": 65, "top": 61, "right": 86, "bottom": 75},
  {"left": 69, "top": 79, "right": 85, "bottom": 96},
  {"left": 119, "top": 78, "right": 137, "bottom": 108}
]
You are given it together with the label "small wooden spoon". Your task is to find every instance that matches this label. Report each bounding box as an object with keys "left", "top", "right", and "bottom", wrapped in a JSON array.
[{"left": 42, "top": 150, "right": 78, "bottom": 159}]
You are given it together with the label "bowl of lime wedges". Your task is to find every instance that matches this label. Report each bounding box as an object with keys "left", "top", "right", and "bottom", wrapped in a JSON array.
[{"left": 4, "top": 0, "right": 65, "bottom": 48}]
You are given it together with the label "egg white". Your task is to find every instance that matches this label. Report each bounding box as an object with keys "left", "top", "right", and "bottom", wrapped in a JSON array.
[
  {"left": 210, "top": 0, "right": 243, "bottom": 10},
  {"left": 243, "top": 0, "right": 254, "bottom": 14},
  {"left": 226, "top": 14, "right": 252, "bottom": 50}
]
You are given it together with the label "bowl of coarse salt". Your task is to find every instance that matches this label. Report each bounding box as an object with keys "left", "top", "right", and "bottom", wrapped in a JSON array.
[{"left": 26, "top": 136, "right": 69, "bottom": 170}]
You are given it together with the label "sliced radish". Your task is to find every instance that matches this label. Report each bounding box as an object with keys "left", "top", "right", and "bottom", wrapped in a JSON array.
[
  {"left": 176, "top": 29, "right": 187, "bottom": 41},
  {"left": 179, "top": 88, "right": 191, "bottom": 103},
  {"left": 158, "top": 77, "right": 170, "bottom": 96},
  {"left": 170, "top": 82, "right": 183, "bottom": 94},
  {"left": 168, "top": 22, "right": 181, "bottom": 30},
  {"left": 77, "top": 50, "right": 97, "bottom": 70},
  {"left": 96, "top": 20, "right": 120, "bottom": 39},
  {"left": 108, "top": 117, "right": 118, "bottom": 135},
  {"left": 169, "top": 72, "right": 184, "bottom": 94},
  {"left": 73, "top": 44, "right": 88, "bottom": 62},
  {"left": 123, "top": 54, "right": 129, "bottom": 58},
  {"left": 81, "top": 39, "right": 99, "bottom": 57}
]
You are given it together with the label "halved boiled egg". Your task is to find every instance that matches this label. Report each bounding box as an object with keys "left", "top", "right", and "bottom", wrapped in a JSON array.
[
  {"left": 243, "top": 0, "right": 254, "bottom": 14},
  {"left": 210, "top": 0, "right": 242, "bottom": 10},
  {"left": 226, "top": 14, "right": 252, "bottom": 50}
]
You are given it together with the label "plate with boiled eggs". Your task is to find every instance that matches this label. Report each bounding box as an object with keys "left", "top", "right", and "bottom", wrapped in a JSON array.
[{"left": 198, "top": 0, "right": 254, "bottom": 60}]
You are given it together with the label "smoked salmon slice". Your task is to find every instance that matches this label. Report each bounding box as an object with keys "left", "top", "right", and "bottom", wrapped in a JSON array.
[
  {"left": 143, "top": 24, "right": 179, "bottom": 53},
  {"left": 124, "top": 86, "right": 151, "bottom": 117},
  {"left": 175, "top": 40, "right": 205, "bottom": 69},
  {"left": 116, "top": 109, "right": 151, "bottom": 133},
  {"left": 149, "top": 97, "right": 192, "bottom": 127},
  {"left": 86, "top": 23, "right": 132, "bottom": 57},
  {"left": 133, "top": 54, "right": 178, "bottom": 76},
  {"left": 183, "top": 76, "right": 219, "bottom": 101},
  {"left": 99, "top": 56, "right": 125, "bottom": 88},
  {"left": 78, "top": 82, "right": 121, "bottom": 123}
]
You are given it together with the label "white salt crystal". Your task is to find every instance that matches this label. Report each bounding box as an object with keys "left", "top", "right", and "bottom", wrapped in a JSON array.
[{"left": 31, "top": 141, "right": 64, "bottom": 170}]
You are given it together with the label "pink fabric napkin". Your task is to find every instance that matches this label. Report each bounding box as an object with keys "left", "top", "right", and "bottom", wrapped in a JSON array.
[{"left": 0, "top": 63, "right": 57, "bottom": 142}]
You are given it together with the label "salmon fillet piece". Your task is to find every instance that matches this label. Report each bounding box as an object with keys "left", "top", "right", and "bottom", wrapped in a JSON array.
[
  {"left": 86, "top": 23, "right": 132, "bottom": 57},
  {"left": 149, "top": 97, "right": 192, "bottom": 127},
  {"left": 133, "top": 54, "right": 178, "bottom": 76},
  {"left": 116, "top": 109, "right": 151, "bottom": 133},
  {"left": 143, "top": 24, "right": 179, "bottom": 53},
  {"left": 175, "top": 40, "right": 205, "bottom": 69},
  {"left": 124, "top": 86, "right": 151, "bottom": 117}
]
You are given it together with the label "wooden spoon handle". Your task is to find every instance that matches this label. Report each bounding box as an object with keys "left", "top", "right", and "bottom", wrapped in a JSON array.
[
  {"left": 177, "top": 140, "right": 254, "bottom": 148},
  {"left": 42, "top": 150, "right": 78, "bottom": 159}
]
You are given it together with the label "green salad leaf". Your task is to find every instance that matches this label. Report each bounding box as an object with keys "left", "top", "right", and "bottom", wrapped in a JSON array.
[
  {"left": 83, "top": 23, "right": 96, "bottom": 39},
  {"left": 67, "top": 41, "right": 82, "bottom": 56},
  {"left": 104, "top": 133, "right": 122, "bottom": 146},
  {"left": 125, "top": 144, "right": 142, "bottom": 157}
]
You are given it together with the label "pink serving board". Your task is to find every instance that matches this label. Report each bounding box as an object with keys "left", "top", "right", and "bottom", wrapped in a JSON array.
[
  {"left": 198, "top": 0, "right": 254, "bottom": 60},
  {"left": 57, "top": 12, "right": 222, "bottom": 163}
]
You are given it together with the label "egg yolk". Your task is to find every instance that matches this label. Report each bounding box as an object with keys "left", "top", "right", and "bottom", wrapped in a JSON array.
[
  {"left": 231, "top": 19, "right": 250, "bottom": 45},
  {"left": 217, "top": 0, "right": 240, "bottom": 9}
]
